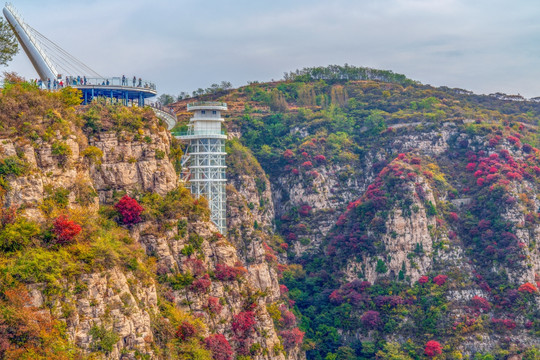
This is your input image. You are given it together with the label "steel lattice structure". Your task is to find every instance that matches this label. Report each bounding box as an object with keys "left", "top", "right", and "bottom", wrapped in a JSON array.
[{"left": 178, "top": 102, "right": 228, "bottom": 234}]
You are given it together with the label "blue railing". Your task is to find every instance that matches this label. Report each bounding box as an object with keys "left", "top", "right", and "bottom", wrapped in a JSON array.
[{"left": 37, "top": 76, "right": 156, "bottom": 90}]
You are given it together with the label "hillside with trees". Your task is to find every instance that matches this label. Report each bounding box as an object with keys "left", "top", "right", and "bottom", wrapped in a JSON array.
[{"left": 171, "top": 65, "right": 540, "bottom": 360}]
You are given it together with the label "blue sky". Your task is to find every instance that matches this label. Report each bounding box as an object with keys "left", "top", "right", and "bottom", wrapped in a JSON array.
[{"left": 4, "top": 0, "right": 540, "bottom": 98}]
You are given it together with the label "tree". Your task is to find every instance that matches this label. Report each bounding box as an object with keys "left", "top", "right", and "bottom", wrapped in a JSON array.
[
  {"left": 158, "top": 94, "right": 175, "bottom": 106},
  {"left": 424, "top": 341, "right": 442, "bottom": 357},
  {"left": 52, "top": 215, "right": 82, "bottom": 244},
  {"left": 114, "top": 195, "right": 144, "bottom": 225},
  {"left": 0, "top": 19, "right": 18, "bottom": 66},
  {"left": 205, "top": 334, "right": 232, "bottom": 360}
]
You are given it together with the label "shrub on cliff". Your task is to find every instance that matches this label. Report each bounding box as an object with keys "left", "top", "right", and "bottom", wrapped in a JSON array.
[
  {"left": 232, "top": 311, "right": 256, "bottom": 338},
  {"left": 424, "top": 340, "right": 442, "bottom": 357},
  {"left": 176, "top": 321, "right": 197, "bottom": 341},
  {"left": 214, "top": 263, "right": 247, "bottom": 281},
  {"left": 279, "top": 328, "right": 304, "bottom": 349},
  {"left": 52, "top": 215, "right": 81, "bottom": 245},
  {"left": 205, "top": 334, "right": 233, "bottom": 360},
  {"left": 114, "top": 195, "right": 144, "bottom": 225},
  {"left": 0, "top": 218, "right": 40, "bottom": 252}
]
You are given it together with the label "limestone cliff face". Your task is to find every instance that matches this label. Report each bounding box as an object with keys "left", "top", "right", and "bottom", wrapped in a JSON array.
[
  {"left": 344, "top": 175, "right": 436, "bottom": 284},
  {"left": 89, "top": 130, "right": 177, "bottom": 203},
  {"left": 29, "top": 267, "right": 158, "bottom": 358},
  {"left": 1, "top": 124, "right": 303, "bottom": 359}
]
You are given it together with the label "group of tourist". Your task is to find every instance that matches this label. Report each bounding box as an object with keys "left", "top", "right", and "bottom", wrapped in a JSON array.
[{"left": 33, "top": 75, "right": 156, "bottom": 90}]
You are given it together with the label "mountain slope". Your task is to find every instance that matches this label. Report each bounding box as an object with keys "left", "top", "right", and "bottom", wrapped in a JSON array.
[{"left": 172, "top": 65, "right": 540, "bottom": 359}]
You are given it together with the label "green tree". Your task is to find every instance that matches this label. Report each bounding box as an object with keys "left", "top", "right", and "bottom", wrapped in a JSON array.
[
  {"left": 376, "top": 342, "right": 413, "bottom": 360},
  {"left": 158, "top": 93, "right": 175, "bottom": 105},
  {"left": 0, "top": 18, "right": 18, "bottom": 66}
]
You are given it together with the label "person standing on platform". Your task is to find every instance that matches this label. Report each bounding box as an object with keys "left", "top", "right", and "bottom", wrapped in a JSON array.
[
  {"left": 122, "top": 75, "right": 126, "bottom": 86},
  {"left": 47, "top": 78, "right": 51, "bottom": 90},
  {"left": 84, "top": 76, "right": 87, "bottom": 85},
  {"left": 132, "top": 76, "right": 136, "bottom": 87}
]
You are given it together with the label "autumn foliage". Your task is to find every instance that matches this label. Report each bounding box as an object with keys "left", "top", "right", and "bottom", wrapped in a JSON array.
[
  {"left": 518, "top": 282, "right": 538, "bottom": 294},
  {"left": 52, "top": 215, "right": 82, "bottom": 244},
  {"left": 205, "top": 334, "right": 233, "bottom": 360},
  {"left": 279, "top": 328, "right": 304, "bottom": 349},
  {"left": 175, "top": 321, "right": 197, "bottom": 340},
  {"left": 214, "top": 263, "right": 247, "bottom": 281},
  {"left": 232, "top": 311, "right": 256, "bottom": 337},
  {"left": 114, "top": 195, "right": 144, "bottom": 224},
  {"left": 424, "top": 340, "right": 442, "bottom": 357}
]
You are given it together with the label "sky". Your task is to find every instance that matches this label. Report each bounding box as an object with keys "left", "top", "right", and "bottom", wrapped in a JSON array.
[{"left": 4, "top": 0, "right": 540, "bottom": 98}]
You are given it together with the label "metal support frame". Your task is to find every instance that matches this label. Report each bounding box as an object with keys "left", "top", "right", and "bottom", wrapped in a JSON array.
[{"left": 177, "top": 103, "right": 228, "bottom": 234}]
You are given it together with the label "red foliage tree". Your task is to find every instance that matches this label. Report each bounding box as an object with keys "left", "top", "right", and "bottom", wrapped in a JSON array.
[
  {"left": 433, "top": 275, "right": 448, "bottom": 286},
  {"left": 424, "top": 340, "right": 442, "bottom": 357},
  {"left": 466, "top": 163, "right": 477, "bottom": 171},
  {"left": 206, "top": 297, "right": 223, "bottom": 315},
  {"left": 418, "top": 276, "right": 429, "bottom": 284},
  {"left": 471, "top": 296, "right": 491, "bottom": 312},
  {"left": 299, "top": 205, "right": 312, "bottom": 216},
  {"left": 214, "top": 263, "right": 247, "bottom": 281},
  {"left": 360, "top": 310, "right": 380, "bottom": 329},
  {"left": 279, "top": 328, "right": 304, "bottom": 349},
  {"left": 52, "top": 215, "right": 82, "bottom": 244},
  {"left": 448, "top": 212, "right": 459, "bottom": 222},
  {"left": 205, "top": 334, "right": 233, "bottom": 360},
  {"left": 176, "top": 321, "right": 197, "bottom": 340},
  {"left": 280, "top": 310, "right": 297, "bottom": 328},
  {"left": 114, "top": 195, "right": 144, "bottom": 225},
  {"left": 314, "top": 154, "right": 326, "bottom": 163},
  {"left": 518, "top": 282, "right": 538, "bottom": 294},
  {"left": 190, "top": 274, "right": 212, "bottom": 293},
  {"left": 232, "top": 311, "right": 256, "bottom": 338},
  {"left": 301, "top": 161, "right": 313, "bottom": 168},
  {"left": 283, "top": 149, "right": 294, "bottom": 160}
]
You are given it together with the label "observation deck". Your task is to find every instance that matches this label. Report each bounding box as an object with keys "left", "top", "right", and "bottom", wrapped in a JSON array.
[
  {"left": 187, "top": 101, "right": 227, "bottom": 111},
  {"left": 72, "top": 77, "right": 157, "bottom": 106}
]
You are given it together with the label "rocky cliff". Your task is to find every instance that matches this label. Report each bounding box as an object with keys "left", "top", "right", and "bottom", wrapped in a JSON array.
[
  {"left": 169, "top": 67, "right": 540, "bottom": 359},
  {"left": 0, "top": 81, "right": 303, "bottom": 359}
]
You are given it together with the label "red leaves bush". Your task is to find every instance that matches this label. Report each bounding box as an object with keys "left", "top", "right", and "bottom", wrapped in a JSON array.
[
  {"left": 189, "top": 274, "right": 212, "bottom": 293},
  {"left": 518, "top": 282, "right": 538, "bottom": 294},
  {"left": 114, "top": 195, "right": 144, "bottom": 225},
  {"left": 205, "top": 297, "right": 223, "bottom": 315},
  {"left": 232, "top": 311, "right": 256, "bottom": 337},
  {"left": 418, "top": 276, "right": 429, "bottom": 284},
  {"left": 491, "top": 318, "right": 516, "bottom": 330},
  {"left": 299, "top": 205, "right": 312, "bottom": 216},
  {"left": 424, "top": 340, "right": 442, "bottom": 357},
  {"left": 279, "top": 328, "right": 304, "bottom": 349},
  {"left": 214, "top": 263, "right": 247, "bottom": 281},
  {"left": 433, "top": 275, "right": 448, "bottom": 286},
  {"left": 470, "top": 296, "right": 491, "bottom": 312},
  {"left": 176, "top": 321, "right": 197, "bottom": 340},
  {"left": 360, "top": 310, "right": 380, "bottom": 329},
  {"left": 205, "top": 334, "right": 233, "bottom": 360},
  {"left": 52, "top": 215, "right": 81, "bottom": 244}
]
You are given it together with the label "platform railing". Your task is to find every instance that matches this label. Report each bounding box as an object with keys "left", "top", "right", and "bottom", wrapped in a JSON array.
[
  {"left": 69, "top": 77, "right": 156, "bottom": 90},
  {"left": 172, "top": 129, "right": 227, "bottom": 137},
  {"left": 187, "top": 101, "right": 227, "bottom": 109}
]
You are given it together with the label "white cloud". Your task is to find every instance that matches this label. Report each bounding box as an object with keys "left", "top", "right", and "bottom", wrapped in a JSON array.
[{"left": 4, "top": 0, "right": 540, "bottom": 97}]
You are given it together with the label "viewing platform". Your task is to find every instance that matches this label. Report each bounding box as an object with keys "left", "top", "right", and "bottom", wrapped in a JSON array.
[
  {"left": 187, "top": 102, "right": 227, "bottom": 111},
  {"left": 71, "top": 77, "right": 157, "bottom": 106}
]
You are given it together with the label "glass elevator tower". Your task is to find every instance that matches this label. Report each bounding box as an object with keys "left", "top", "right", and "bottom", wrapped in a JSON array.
[{"left": 178, "top": 102, "right": 227, "bottom": 234}]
